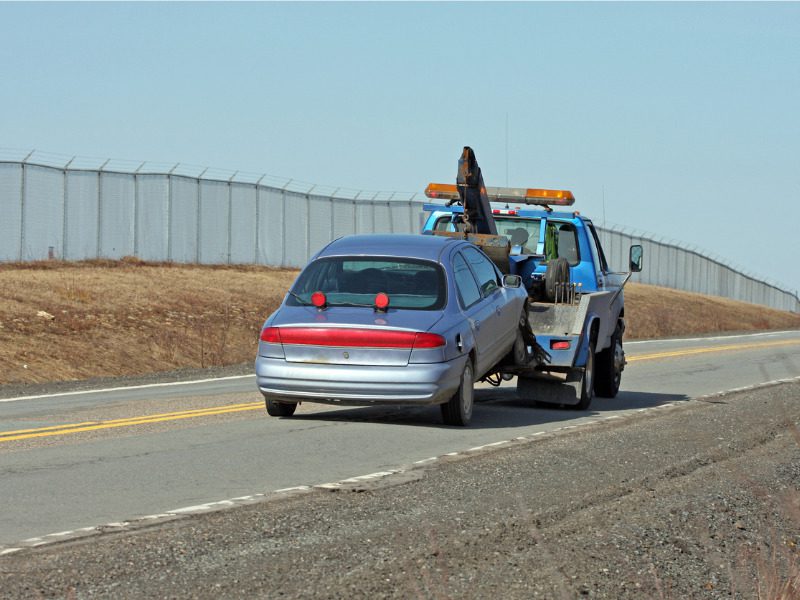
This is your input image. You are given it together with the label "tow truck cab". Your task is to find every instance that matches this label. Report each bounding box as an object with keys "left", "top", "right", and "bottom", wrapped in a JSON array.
[{"left": 422, "top": 204, "right": 623, "bottom": 296}]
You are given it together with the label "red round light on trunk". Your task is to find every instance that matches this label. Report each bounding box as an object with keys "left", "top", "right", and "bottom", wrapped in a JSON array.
[
  {"left": 311, "top": 291, "right": 327, "bottom": 308},
  {"left": 374, "top": 292, "right": 390, "bottom": 310}
]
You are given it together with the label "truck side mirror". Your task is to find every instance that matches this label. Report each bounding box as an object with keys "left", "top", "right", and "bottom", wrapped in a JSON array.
[
  {"left": 629, "top": 245, "right": 643, "bottom": 273},
  {"left": 503, "top": 274, "right": 522, "bottom": 288}
]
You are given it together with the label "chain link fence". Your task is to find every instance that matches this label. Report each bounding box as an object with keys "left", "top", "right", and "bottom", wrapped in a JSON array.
[{"left": 1, "top": 148, "right": 797, "bottom": 312}]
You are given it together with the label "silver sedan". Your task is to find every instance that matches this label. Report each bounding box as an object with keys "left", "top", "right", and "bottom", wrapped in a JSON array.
[{"left": 255, "top": 234, "right": 528, "bottom": 425}]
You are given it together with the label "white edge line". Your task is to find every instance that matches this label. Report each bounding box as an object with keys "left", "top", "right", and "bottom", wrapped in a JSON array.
[
  {"left": 0, "top": 374, "right": 256, "bottom": 403},
  {"left": 625, "top": 330, "right": 799, "bottom": 346}
]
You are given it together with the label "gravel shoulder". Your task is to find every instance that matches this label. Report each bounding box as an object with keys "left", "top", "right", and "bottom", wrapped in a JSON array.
[{"left": 2, "top": 382, "right": 799, "bottom": 599}]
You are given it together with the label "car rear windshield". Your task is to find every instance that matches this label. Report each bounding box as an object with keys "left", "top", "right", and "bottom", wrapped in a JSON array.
[{"left": 288, "top": 257, "right": 446, "bottom": 310}]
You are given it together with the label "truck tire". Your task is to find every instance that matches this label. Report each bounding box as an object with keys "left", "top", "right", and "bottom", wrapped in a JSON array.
[
  {"left": 265, "top": 398, "right": 297, "bottom": 417},
  {"left": 441, "top": 360, "right": 474, "bottom": 426},
  {"left": 573, "top": 331, "right": 596, "bottom": 410},
  {"left": 595, "top": 323, "right": 623, "bottom": 398},
  {"left": 544, "top": 257, "right": 570, "bottom": 302}
]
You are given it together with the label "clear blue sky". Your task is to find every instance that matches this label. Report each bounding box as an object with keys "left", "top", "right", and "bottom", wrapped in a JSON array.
[{"left": 1, "top": 2, "right": 798, "bottom": 294}]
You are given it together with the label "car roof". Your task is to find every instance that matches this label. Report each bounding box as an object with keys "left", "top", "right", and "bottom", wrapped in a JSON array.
[{"left": 318, "top": 234, "right": 461, "bottom": 262}]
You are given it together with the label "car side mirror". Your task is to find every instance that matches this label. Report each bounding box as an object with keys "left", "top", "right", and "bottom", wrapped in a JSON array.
[
  {"left": 629, "top": 245, "right": 643, "bottom": 273},
  {"left": 503, "top": 274, "right": 522, "bottom": 288}
]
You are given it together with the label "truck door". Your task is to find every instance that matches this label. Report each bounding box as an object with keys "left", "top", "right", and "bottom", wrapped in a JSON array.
[{"left": 585, "top": 222, "right": 610, "bottom": 291}]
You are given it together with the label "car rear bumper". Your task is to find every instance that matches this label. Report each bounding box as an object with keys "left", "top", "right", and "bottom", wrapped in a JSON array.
[{"left": 255, "top": 355, "right": 466, "bottom": 406}]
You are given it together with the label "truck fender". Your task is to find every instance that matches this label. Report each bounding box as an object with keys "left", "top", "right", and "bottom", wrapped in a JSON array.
[
  {"left": 595, "top": 309, "right": 623, "bottom": 353},
  {"left": 574, "top": 315, "right": 601, "bottom": 368}
]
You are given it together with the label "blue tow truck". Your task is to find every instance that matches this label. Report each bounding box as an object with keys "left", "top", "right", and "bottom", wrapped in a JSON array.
[{"left": 423, "top": 148, "right": 643, "bottom": 409}]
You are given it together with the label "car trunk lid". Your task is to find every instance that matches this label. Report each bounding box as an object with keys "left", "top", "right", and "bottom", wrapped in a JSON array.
[{"left": 270, "top": 307, "right": 444, "bottom": 366}]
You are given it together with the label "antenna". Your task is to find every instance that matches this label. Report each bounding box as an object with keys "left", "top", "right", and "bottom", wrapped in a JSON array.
[
  {"left": 505, "top": 113, "right": 509, "bottom": 186},
  {"left": 602, "top": 185, "right": 606, "bottom": 227}
]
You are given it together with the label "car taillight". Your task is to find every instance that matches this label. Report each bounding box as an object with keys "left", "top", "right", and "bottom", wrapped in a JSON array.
[
  {"left": 311, "top": 291, "right": 327, "bottom": 308},
  {"left": 260, "top": 327, "right": 282, "bottom": 343},
  {"left": 374, "top": 292, "right": 390, "bottom": 310},
  {"left": 263, "top": 327, "right": 445, "bottom": 349},
  {"left": 412, "top": 332, "right": 446, "bottom": 348},
  {"left": 550, "top": 340, "right": 571, "bottom": 350}
]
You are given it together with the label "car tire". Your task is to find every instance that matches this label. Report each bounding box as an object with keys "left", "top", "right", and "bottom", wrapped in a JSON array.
[
  {"left": 595, "top": 322, "right": 623, "bottom": 398},
  {"left": 265, "top": 398, "right": 297, "bottom": 417},
  {"left": 441, "top": 360, "right": 474, "bottom": 426},
  {"left": 573, "top": 331, "right": 596, "bottom": 411},
  {"left": 503, "top": 313, "right": 530, "bottom": 367}
]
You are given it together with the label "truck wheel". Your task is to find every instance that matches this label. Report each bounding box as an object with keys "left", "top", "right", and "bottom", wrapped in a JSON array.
[
  {"left": 573, "top": 332, "right": 596, "bottom": 410},
  {"left": 544, "top": 257, "right": 570, "bottom": 302},
  {"left": 595, "top": 323, "right": 623, "bottom": 398},
  {"left": 265, "top": 398, "right": 297, "bottom": 417},
  {"left": 441, "top": 360, "right": 474, "bottom": 426}
]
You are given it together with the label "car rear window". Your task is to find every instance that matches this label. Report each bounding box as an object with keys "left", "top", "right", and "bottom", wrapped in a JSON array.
[{"left": 288, "top": 257, "right": 446, "bottom": 310}]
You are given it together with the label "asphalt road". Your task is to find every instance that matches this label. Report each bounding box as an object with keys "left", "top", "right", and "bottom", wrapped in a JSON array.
[{"left": 1, "top": 330, "right": 798, "bottom": 551}]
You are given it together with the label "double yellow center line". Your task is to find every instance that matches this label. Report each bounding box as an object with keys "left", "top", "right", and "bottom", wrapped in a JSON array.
[
  {"left": 0, "top": 402, "right": 262, "bottom": 443},
  {"left": 627, "top": 338, "right": 799, "bottom": 363},
  {"left": 2, "top": 338, "right": 798, "bottom": 444}
]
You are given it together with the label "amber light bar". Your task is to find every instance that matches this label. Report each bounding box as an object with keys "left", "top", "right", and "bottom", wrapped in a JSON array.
[{"left": 424, "top": 183, "right": 575, "bottom": 207}]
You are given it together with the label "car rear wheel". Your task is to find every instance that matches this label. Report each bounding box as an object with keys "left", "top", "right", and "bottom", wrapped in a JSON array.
[
  {"left": 441, "top": 360, "right": 474, "bottom": 426},
  {"left": 265, "top": 398, "right": 297, "bottom": 417}
]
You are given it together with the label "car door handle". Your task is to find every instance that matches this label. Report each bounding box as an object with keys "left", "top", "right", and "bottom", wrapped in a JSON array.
[
  {"left": 474, "top": 319, "right": 480, "bottom": 331},
  {"left": 495, "top": 305, "right": 502, "bottom": 316}
]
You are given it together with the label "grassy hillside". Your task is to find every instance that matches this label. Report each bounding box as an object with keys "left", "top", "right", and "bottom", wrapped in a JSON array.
[{"left": 1, "top": 260, "right": 798, "bottom": 386}]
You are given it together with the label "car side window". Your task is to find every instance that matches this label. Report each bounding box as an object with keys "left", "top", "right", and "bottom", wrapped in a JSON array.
[
  {"left": 462, "top": 246, "right": 500, "bottom": 297},
  {"left": 453, "top": 253, "right": 481, "bottom": 309}
]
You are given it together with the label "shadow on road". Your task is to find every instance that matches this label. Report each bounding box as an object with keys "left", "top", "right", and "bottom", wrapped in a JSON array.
[{"left": 283, "top": 386, "right": 690, "bottom": 430}]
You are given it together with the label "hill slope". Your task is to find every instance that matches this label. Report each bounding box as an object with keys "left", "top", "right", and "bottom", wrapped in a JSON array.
[{"left": 1, "top": 260, "right": 798, "bottom": 385}]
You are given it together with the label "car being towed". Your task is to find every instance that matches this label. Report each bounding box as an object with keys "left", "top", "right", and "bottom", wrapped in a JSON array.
[{"left": 255, "top": 233, "right": 528, "bottom": 426}]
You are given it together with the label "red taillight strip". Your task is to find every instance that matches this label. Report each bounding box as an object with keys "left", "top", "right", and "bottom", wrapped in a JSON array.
[
  {"left": 260, "top": 327, "right": 281, "bottom": 343},
  {"left": 260, "top": 327, "right": 445, "bottom": 349}
]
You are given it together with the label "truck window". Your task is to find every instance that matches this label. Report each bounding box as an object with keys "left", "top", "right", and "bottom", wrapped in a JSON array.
[
  {"left": 553, "top": 222, "right": 580, "bottom": 265},
  {"left": 585, "top": 222, "right": 609, "bottom": 273},
  {"left": 433, "top": 216, "right": 466, "bottom": 232},
  {"left": 494, "top": 217, "right": 540, "bottom": 254}
]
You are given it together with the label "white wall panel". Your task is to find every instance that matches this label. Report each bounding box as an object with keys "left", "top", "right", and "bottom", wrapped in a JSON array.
[
  {"left": 22, "top": 165, "right": 63, "bottom": 260},
  {"left": 198, "top": 180, "right": 229, "bottom": 264},
  {"left": 230, "top": 184, "right": 257, "bottom": 264},
  {"left": 0, "top": 164, "right": 22, "bottom": 261},
  {"left": 99, "top": 173, "right": 134, "bottom": 258},
  {"left": 169, "top": 176, "right": 198, "bottom": 263},
  {"left": 136, "top": 175, "right": 169, "bottom": 261},
  {"left": 65, "top": 171, "right": 99, "bottom": 260},
  {"left": 257, "top": 187, "right": 285, "bottom": 266}
]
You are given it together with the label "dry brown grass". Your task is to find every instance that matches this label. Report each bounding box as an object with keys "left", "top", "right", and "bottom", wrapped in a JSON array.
[
  {"left": 0, "top": 260, "right": 297, "bottom": 385},
  {"left": 625, "top": 283, "right": 800, "bottom": 339},
  {"left": 0, "top": 261, "right": 797, "bottom": 386}
]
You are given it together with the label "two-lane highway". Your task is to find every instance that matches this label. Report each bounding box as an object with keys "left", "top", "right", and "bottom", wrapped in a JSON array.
[{"left": 1, "top": 330, "right": 798, "bottom": 551}]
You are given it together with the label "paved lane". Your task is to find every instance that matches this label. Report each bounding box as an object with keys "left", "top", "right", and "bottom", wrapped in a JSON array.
[{"left": 1, "top": 330, "right": 798, "bottom": 548}]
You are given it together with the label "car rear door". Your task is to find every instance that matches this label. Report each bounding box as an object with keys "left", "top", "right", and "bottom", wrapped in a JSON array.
[{"left": 460, "top": 246, "right": 518, "bottom": 369}]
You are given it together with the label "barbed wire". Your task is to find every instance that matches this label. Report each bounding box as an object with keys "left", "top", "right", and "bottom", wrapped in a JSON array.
[{"left": 0, "top": 147, "right": 420, "bottom": 202}]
